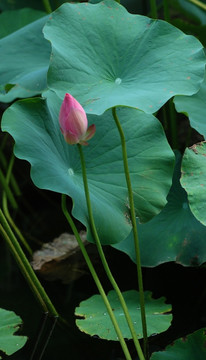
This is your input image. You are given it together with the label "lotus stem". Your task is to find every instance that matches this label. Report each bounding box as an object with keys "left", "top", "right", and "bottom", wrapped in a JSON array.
[
  {"left": 2, "top": 153, "right": 32, "bottom": 255},
  {"left": 150, "top": 0, "right": 158, "bottom": 18},
  {"left": 112, "top": 107, "right": 148, "bottom": 359},
  {"left": 163, "top": 0, "right": 170, "bottom": 22},
  {"left": 187, "top": 0, "right": 206, "bottom": 11},
  {"left": 0, "top": 168, "right": 17, "bottom": 209},
  {"left": 42, "top": 0, "right": 52, "bottom": 13},
  {"left": 0, "top": 209, "right": 59, "bottom": 319},
  {"left": 77, "top": 144, "right": 145, "bottom": 360},
  {"left": 61, "top": 194, "right": 132, "bottom": 360}
]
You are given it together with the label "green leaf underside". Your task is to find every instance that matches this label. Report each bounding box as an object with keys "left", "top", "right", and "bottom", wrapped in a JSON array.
[
  {"left": 0, "top": 8, "right": 46, "bottom": 39},
  {"left": 181, "top": 142, "right": 206, "bottom": 226},
  {"left": 174, "top": 73, "right": 206, "bottom": 138},
  {"left": 0, "top": 308, "right": 27, "bottom": 356},
  {"left": 43, "top": 0, "right": 205, "bottom": 115},
  {"left": 113, "top": 151, "right": 206, "bottom": 266},
  {"left": 2, "top": 92, "right": 174, "bottom": 245},
  {"left": 151, "top": 328, "right": 206, "bottom": 359},
  {"left": 0, "top": 14, "right": 50, "bottom": 103},
  {"left": 177, "top": 0, "right": 206, "bottom": 25},
  {"left": 0, "top": 0, "right": 66, "bottom": 11},
  {"left": 75, "top": 290, "right": 172, "bottom": 341}
]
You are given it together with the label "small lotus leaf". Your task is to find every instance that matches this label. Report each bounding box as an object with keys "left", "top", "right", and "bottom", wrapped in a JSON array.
[
  {"left": 151, "top": 328, "right": 206, "bottom": 359},
  {"left": 75, "top": 290, "right": 172, "bottom": 340},
  {"left": 0, "top": 308, "right": 27, "bottom": 356}
]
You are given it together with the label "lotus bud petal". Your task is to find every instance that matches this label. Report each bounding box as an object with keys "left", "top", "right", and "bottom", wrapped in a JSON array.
[
  {"left": 59, "top": 93, "right": 95, "bottom": 145},
  {"left": 80, "top": 124, "right": 96, "bottom": 145}
]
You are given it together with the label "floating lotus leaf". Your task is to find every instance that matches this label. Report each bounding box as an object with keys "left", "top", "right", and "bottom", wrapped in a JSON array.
[
  {"left": 151, "top": 328, "right": 206, "bottom": 360},
  {"left": 75, "top": 290, "right": 172, "bottom": 340},
  {"left": 0, "top": 308, "right": 27, "bottom": 356}
]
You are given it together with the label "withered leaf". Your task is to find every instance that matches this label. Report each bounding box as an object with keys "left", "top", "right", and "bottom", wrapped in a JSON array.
[{"left": 31, "top": 231, "right": 98, "bottom": 283}]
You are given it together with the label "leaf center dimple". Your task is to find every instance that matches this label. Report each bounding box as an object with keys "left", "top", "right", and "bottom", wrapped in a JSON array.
[
  {"left": 115, "top": 78, "right": 122, "bottom": 85},
  {"left": 68, "top": 168, "right": 74, "bottom": 176}
]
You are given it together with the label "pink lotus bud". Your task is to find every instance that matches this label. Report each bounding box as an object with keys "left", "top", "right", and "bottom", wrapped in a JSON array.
[{"left": 59, "top": 93, "right": 96, "bottom": 145}]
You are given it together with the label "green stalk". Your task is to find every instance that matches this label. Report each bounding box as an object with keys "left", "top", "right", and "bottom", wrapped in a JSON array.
[
  {"left": 0, "top": 208, "right": 59, "bottom": 317},
  {"left": 2, "top": 153, "right": 32, "bottom": 255},
  {"left": 162, "top": 104, "right": 169, "bottom": 132},
  {"left": 150, "top": 0, "right": 158, "bottom": 18},
  {"left": 0, "top": 150, "right": 21, "bottom": 196},
  {"left": 2, "top": 194, "right": 32, "bottom": 255},
  {"left": 61, "top": 195, "right": 132, "bottom": 360},
  {"left": 169, "top": 99, "right": 178, "bottom": 150},
  {"left": 42, "top": 0, "right": 52, "bottom": 13},
  {"left": 112, "top": 107, "right": 148, "bottom": 359},
  {"left": 77, "top": 144, "right": 145, "bottom": 360},
  {"left": 187, "top": 0, "right": 206, "bottom": 10},
  {"left": 0, "top": 133, "right": 8, "bottom": 152},
  {"left": 163, "top": 0, "right": 170, "bottom": 22},
  {"left": 0, "top": 168, "right": 17, "bottom": 209}
]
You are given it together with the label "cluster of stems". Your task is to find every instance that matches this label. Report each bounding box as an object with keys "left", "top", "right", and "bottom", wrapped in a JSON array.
[{"left": 0, "top": 142, "right": 65, "bottom": 358}]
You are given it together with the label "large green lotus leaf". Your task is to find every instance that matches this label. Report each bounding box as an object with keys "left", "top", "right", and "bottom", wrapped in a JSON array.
[
  {"left": 0, "top": 308, "right": 27, "bottom": 356},
  {"left": 113, "top": 151, "right": 206, "bottom": 266},
  {"left": 75, "top": 290, "right": 172, "bottom": 341},
  {"left": 43, "top": 0, "right": 205, "bottom": 116},
  {"left": 151, "top": 328, "right": 206, "bottom": 359},
  {"left": 0, "top": 8, "right": 46, "bottom": 39},
  {"left": 0, "top": 14, "right": 50, "bottom": 103},
  {"left": 180, "top": 142, "right": 206, "bottom": 226},
  {"left": 171, "top": 19, "right": 206, "bottom": 48},
  {"left": 174, "top": 73, "right": 206, "bottom": 138},
  {"left": 1, "top": 92, "right": 174, "bottom": 245}
]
